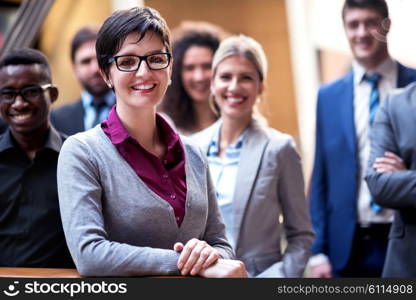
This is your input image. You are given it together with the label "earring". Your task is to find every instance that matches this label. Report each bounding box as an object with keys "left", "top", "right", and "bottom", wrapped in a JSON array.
[
  {"left": 107, "top": 82, "right": 113, "bottom": 88},
  {"left": 168, "top": 79, "right": 172, "bottom": 86}
]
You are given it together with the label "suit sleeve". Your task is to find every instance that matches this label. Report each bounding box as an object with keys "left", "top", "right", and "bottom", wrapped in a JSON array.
[
  {"left": 309, "top": 90, "right": 328, "bottom": 254},
  {"left": 273, "top": 137, "right": 314, "bottom": 277},
  {"left": 365, "top": 95, "right": 416, "bottom": 209},
  {"left": 57, "top": 136, "right": 181, "bottom": 277}
]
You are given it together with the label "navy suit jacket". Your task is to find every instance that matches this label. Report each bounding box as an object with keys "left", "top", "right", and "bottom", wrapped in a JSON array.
[
  {"left": 310, "top": 63, "right": 416, "bottom": 273},
  {"left": 0, "top": 117, "right": 7, "bottom": 135},
  {"left": 50, "top": 100, "right": 84, "bottom": 136}
]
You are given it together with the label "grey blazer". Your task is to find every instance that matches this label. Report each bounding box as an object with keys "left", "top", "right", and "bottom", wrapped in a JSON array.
[
  {"left": 366, "top": 82, "right": 416, "bottom": 277},
  {"left": 192, "top": 119, "right": 314, "bottom": 277}
]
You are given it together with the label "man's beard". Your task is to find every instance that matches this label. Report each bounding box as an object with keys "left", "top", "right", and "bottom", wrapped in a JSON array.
[{"left": 82, "top": 73, "right": 110, "bottom": 97}]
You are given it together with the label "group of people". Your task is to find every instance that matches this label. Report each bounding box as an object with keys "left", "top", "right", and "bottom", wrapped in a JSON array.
[{"left": 0, "top": 0, "right": 414, "bottom": 278}]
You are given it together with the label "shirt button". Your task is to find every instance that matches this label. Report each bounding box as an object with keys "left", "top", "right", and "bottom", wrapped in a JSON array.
[
  {"left": 162, "top": 175, "right": 169, "bottom": 183},
  {"left": 170, "top": 194, "right": 176, "bottom": 199},
  {"left": 176, "top": 216, "right": 180, "bottom": 221},
  {"left": 163, "top": 159, "right": 168, "bottom": 165}
]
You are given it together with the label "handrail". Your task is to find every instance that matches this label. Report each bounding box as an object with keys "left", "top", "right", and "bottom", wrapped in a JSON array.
[{"left": 0, "top": 267, "right": 81, "bottom": 278}]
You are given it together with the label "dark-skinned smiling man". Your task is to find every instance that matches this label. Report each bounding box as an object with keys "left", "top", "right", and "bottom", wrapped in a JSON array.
[{"left": 0, "top": 48, "right": 73, "bottom": 268}]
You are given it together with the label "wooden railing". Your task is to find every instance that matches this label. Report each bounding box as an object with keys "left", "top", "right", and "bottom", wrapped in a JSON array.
[{"left": 0, "top": 268, "right": 81, "bottom": 278}]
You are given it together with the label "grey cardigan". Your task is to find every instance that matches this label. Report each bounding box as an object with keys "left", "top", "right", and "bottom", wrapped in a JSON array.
[{"left": 57, "top": 126, "right": 234, "bottom": 277}]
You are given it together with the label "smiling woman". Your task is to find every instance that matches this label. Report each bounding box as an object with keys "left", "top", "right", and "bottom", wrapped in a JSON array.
[
  {"left": 104, "top": 32, "right": 171, "bottom": 117},
  {"left": 159, "top": 21, "right": 227, "bottom": 136},
  {"left": 191, "top": 35, "right": 314, "bottom": 277},
  {"left": 56, "top": 6, "right": 246, "bottom": 278}
]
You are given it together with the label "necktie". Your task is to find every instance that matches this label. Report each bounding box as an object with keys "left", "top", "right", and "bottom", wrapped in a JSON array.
[
  {"left": 365, "top": 73, "right": 382, "bottom": 125},
  {"left": 364, "top": 73, "right": 382, "bottom": 213},
  {"left": 92, "top": 98, "right": 106, "bottom": 127}
]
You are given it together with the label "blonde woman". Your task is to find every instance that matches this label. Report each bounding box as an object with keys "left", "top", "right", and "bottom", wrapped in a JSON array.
[{"left": 192, "top": 35, "right": 314, "bottom": 277}]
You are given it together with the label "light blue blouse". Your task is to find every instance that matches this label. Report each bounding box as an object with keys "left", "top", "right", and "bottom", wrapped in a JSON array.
[{"left": 207, "top": 125, "right": 247, "bottom": 249}]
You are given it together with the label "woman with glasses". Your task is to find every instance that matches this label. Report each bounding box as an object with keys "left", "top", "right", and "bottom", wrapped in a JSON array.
[
  {"left": 159, "top": 21, "right": 226, "bottom": 136},
  {"left": 57, "top": 7, "right": 246, "bottom": 277},
  {"left": 192, "top": 35, "right": 314, "bottom": 277}
]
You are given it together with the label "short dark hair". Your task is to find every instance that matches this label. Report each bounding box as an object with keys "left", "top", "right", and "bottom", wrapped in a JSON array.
[
  {"left": 96, "top": 6, "right": 171, "bottom": 78},
  {"left": 0, "top": 48, "right": 52, "bottom": 82},
  {"left": 70, "top": 26, "right": 99, "bottom": 63},
  {"left": 342, "top": 0, "right": 389, "bottom": 20},
  {"left": 159, "top": 21, "right": 226, "bottom": 132}
]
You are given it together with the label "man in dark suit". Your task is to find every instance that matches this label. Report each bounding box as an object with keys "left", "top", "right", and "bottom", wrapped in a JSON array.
[
  {"left": 51, "top": 26, "right": 115, "bottom": 135},
  {"left": 366, "top": 84, "right": 416, "bottom": 278},
  {"left": 309, "top": 0, "right": 416, "bottom": 277}
]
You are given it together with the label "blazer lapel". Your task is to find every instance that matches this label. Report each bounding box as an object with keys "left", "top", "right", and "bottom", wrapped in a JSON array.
[
  {"left": 406, "top": 84, "right": 416, "bottom": 130},
  {"left": 396, "top": 64, "right": 416, "bottom": 138},
  {"left": 232, "top": 120, "right": 268, "bottom": 249},
  {"left": 339, "top": 72, "right": 357, "bottom": 156},
  {"left": 75, "top": 100, "right": 86, "bottom": 132},
  {"left": 196, "top": 121, "right": 221, "bottom": 154},
  {"left": 397, "top": 63, "right": 416, "bottom": 87}
]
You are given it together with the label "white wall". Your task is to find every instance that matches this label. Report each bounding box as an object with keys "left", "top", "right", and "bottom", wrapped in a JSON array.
[
  {"left": 111, "top": 0, "right": 144, "bottom": 11},
  {"left": 285, "top": 0, "right": 320, "bottom": 187}
]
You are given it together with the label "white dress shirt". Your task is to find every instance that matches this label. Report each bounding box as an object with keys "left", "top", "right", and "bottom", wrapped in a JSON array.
[
  {"left": 352, "top": 58, "right": 395, "bottom": 225},
  {"left": 81, "top": 90, "right": 115, "bottom": 130}
]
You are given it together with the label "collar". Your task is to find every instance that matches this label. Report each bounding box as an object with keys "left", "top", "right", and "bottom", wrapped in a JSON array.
[
  {"left": 157, "top": 113, "right": 181, "bottom": 151},
  {"left": 0, "top": 126, "right": 63, "bottom": 154},
  {"left": 208, "top": 119, "right": 247, "bottom": 156},
  {"left": 81, "top": 90, "right": 116, "bottom": 109},
  {"left": 0, "top": 129, "right": 14, "bottom": 152},
  {"left": 207, "top": 120, "right": 223, "bottom": 156},
  {"left": 101, "top": 106, "right": 180, "bottom": 148},
  {"left": 45, "top": 126, "right": 64, "bottom": 152},
  {"left": 101, "top": 106, "right": 130, "bottom": 144},
  {"left": 353, "top": 57, "right": 397, "bottom": 85}
]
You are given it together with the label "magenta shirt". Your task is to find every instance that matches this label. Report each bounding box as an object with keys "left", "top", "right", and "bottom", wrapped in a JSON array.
[{"left": 101, "top": 106, "right": 187, "bottom": 226}]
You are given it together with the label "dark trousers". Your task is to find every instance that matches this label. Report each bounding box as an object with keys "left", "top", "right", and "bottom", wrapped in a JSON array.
[{"left": 335, "top": 224, "right": 390, "bottom": 277}]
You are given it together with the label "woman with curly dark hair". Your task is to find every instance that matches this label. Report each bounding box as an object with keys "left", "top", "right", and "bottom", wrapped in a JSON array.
[{"left": 159, "top": 21, "right": 227, "bottom": 135}]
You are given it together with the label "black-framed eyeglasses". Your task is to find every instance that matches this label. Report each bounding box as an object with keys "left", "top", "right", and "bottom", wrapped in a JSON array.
[
  {"left": 108, "top": 52, "right": 171, "bottom": 72},
  {"left": 0, "top": 84, "right": 55, "bottom": 104}
]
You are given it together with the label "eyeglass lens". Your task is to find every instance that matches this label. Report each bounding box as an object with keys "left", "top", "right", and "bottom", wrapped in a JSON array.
[
  {"left": 0, "top": 86, "right": 45, "bottom": 103},
  {"left": 116, "top": 53, "right": 169, "bottom": 71}
]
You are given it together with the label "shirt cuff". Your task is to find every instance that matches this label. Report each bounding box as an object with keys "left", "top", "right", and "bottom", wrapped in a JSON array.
[{"left": 307, "top": 253, "right": 329, "bottom": 267}]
